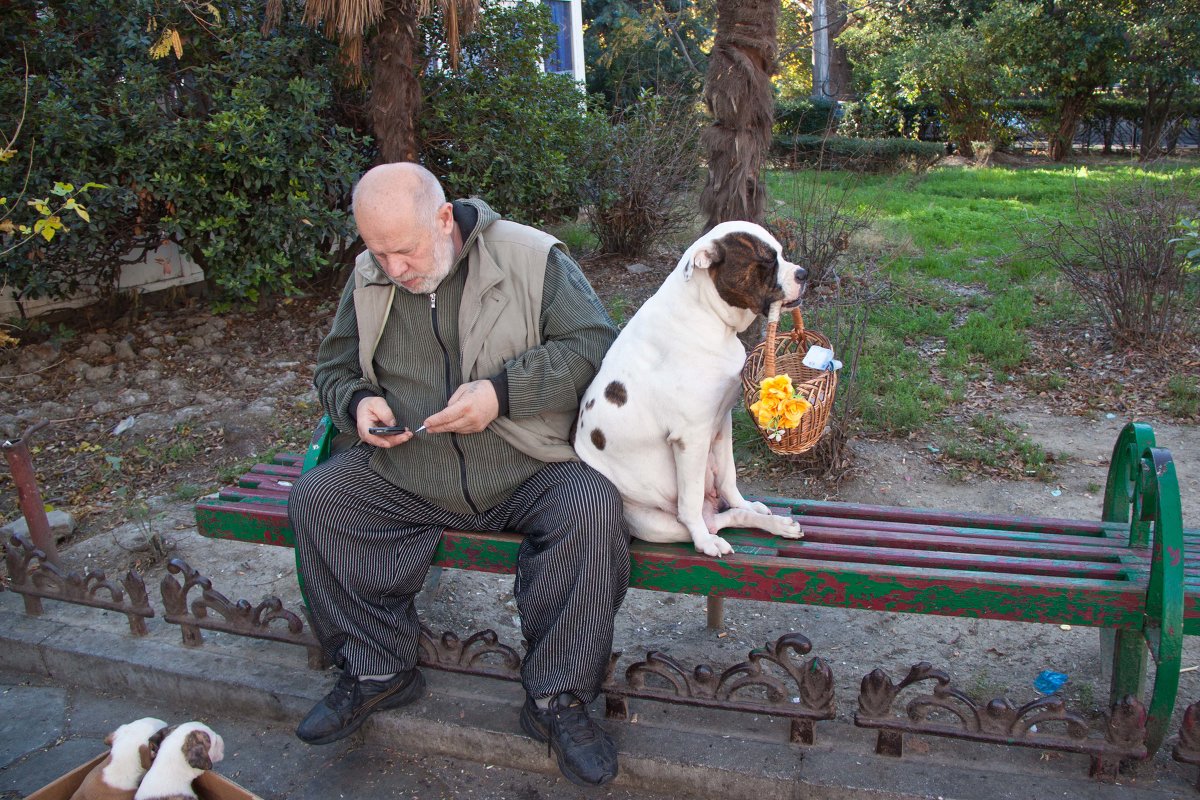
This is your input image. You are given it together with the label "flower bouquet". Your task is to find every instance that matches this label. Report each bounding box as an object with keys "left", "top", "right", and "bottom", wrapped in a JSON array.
[
  {"left": 749, "top": 374, "right": 813, "bottom": 442},
  {"left": 740, "top": 303, "right": 837, "bottom": 455}
]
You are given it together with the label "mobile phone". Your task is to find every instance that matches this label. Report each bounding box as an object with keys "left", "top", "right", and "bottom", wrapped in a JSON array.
[{"left": 368, "top": 425, "right": 410, "bottom": 436}]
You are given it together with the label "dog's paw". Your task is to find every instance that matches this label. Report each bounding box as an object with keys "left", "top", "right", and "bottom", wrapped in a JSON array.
[
  {"left": 744, "top": 500, "right": 773, "bottom": 516},
  {"left": 765, "top": 516, "right": 804, "bottom": 540},
  {"left": 693, "top": 534, "right": 734, "bottom": 558}
]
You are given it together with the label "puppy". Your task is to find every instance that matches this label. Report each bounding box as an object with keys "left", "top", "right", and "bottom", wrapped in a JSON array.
[
  {"left": 133, "top": 722, "right": 225, "bottom": 800},
  {"left": 69, "top": 717, "right": 169, "bottom": 800},
  {"left": 575, "top": 221, "right": 807, "bottom": 557}
]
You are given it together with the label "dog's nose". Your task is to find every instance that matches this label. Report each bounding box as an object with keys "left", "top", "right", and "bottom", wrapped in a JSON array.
[{"left": 795, "top": 266, "right": 808, "bottom": 283}]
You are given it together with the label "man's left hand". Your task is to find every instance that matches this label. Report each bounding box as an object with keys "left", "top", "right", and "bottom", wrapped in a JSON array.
[{"left": 424, "top": 380, "right": 500, "bottom": 434}]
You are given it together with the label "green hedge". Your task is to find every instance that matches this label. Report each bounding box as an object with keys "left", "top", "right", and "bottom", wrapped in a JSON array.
[
  {"left": 774, "top": 97, "right": 839, "bottom": 137},
  {"left": 773, "top": 135, "right": 945, "bottom": 172}
]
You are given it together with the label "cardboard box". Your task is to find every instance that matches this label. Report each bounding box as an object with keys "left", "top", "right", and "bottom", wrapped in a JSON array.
[{"left": 25, "top": 752, "right": 263, "bottom": 800}]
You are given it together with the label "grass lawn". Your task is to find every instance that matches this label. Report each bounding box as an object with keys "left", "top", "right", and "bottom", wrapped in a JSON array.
[{"left": 760, "top": 159, "right": 1200, "bottom": 449}]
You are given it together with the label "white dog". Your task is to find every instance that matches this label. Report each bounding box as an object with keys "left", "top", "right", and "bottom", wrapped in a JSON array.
[
  {"left": 133, "top": 722, "right": 225, "bottom": 800},
  {"left": 575, "top": 221, "right": 807, "bottom": 557},
  {"left": 69, "top": 717, "right": 169, "bottom": 800}
]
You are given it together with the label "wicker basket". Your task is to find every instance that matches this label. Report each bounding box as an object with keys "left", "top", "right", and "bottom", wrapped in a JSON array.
[{"left": 741, "top": 305, "right": 838, "bottom": 455}]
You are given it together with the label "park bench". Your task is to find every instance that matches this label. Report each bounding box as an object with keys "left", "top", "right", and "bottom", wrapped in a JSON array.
[{"left": 194, "top": 418, "right": 1193, "bottom": 775}]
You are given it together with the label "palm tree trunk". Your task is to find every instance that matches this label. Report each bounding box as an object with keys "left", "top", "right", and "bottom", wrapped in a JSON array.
[
  {"left": 369, "top": 0, "right": 423, "bottom": 163},
  {"left": 699, "top": 0, "right": 778, "bottom": 231}
]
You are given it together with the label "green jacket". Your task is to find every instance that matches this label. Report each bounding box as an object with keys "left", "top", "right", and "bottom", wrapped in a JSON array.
[{"left": 314, "top": 198, "right": 616, "bottom": 514}]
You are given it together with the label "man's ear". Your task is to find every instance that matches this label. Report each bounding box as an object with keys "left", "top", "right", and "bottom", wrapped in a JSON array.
[
  {"left": 435, "top": 201, "right": 455, "bottom": 234},
  {"left": 685, "top": 239, "right": 724, "bottom": 281}
]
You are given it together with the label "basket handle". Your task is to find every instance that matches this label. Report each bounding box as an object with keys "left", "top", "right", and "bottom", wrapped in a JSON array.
[{"left": 763, "top": 305, "right": 805, "bottom": 377}]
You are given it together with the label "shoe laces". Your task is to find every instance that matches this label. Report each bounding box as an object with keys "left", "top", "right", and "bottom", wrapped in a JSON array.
[
  {"left": 326, "top": 673, "right": 359, "bottom": 712},
  {"left": 549, "top": 695, "right": 600, "bottom": 746}
]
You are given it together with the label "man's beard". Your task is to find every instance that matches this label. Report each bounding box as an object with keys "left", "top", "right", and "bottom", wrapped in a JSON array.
[{"left": 398, "top": 233, "right": 457, "bottom": 295}]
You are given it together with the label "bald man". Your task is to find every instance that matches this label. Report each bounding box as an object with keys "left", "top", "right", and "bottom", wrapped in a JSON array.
[{"left": 289, "top": 163, "right": 628, "bottom": 786}]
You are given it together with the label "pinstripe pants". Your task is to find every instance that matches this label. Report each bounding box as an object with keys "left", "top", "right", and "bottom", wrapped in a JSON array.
[{"left": 289, "top": 444, "right": 630, "bottom": 702}]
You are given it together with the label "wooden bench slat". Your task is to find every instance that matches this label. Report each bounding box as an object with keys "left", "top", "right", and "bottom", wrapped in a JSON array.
[
  {"left": 766, "top": 496, "right": 1111, "bottom": 535},
  {"left": 229, "top": 477, "right": 295, "bottom": 494},
  {"left": 792, "top": 522, "right": 1131, "bottom": 561},
  {"left": 219, "top": 487, "right": 291, "bottom": 504},
  {"left": 245, "top": 463, "right": 303, "bottom": 478},
  {"left": 772, "top": 541, "right": 1130, "bottom": 579}
]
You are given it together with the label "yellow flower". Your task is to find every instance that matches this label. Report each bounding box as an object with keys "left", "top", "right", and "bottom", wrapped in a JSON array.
[
  {"left": 752, "top": 374, "right": 812, "bottom": 434},
  {"left": 760, "top": 374, "right": 794, "bottom": 404},
  {"left": 750, "top": 397, "right": 779, "bottom": 428},
  {"left": 779, "top": 396, "right": 812, "bottom": 428}
]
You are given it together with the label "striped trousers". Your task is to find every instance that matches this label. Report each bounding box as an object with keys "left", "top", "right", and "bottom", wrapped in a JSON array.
[{"left": 289, "top": 444, "right": 630, "bottom": 702}]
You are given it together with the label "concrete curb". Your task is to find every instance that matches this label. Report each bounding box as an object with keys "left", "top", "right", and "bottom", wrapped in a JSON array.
[{"left": 0, "top": 596, "right": 1191, "bottom": 799}]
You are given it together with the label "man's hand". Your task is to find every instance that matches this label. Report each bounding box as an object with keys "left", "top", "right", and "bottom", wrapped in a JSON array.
[
  {"left": 356, "top": 396, "right": 414, "bottom": 448},
  {"left": 423, "top": 380, "right": 499, "bottom": 434}
]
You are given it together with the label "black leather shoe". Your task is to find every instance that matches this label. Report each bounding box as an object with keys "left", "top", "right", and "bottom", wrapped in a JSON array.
[
  {"left": 296, "top": 669, "right": 425, "bottom": 745},
  {"left": 520, "top": 693, "right": 618, "bottom": 786}
]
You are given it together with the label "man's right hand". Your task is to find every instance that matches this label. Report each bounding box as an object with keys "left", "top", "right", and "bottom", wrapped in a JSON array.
[{"left": 356, "top": 396, "right": 414, "bottom": 448}]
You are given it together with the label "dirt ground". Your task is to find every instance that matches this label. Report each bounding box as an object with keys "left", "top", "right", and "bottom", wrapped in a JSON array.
[{"left": 2, "top": 247, "right": 1199, "bottom": 775}]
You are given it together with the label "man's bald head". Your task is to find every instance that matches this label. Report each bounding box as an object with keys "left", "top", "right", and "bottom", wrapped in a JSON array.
[
  {"left": 352, "top": 162, "right": 446, "bottom": 233},
  {"left": 351, "top": 162, "right": 460, "bottom": 294}
]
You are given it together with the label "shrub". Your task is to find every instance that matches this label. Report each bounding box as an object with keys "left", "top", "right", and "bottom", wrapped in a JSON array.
[
  {"left": 773, "top": 135, "right": 944, "bottom": 173},
  {"left": 764, "top": 175, "right": 874, "bottom": 289},
  {"left": 774, "top": 98, "right": 839, "bottom": 137},
  {"left": 1, "top": 1, "right": 366, "bottom": 304},
  {"left": 420, "top": 0, "right": 603, "bottom": 224},
  {"left": 581, "top": 91, "right": 704, "bottom": 258},
  {"left": 1021, "top": 181, "right": 1199, "bottom": 346}
]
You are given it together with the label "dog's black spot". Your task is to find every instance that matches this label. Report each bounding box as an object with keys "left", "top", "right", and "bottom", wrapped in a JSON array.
[
  {"left": 585, "top": 398, "right": 595, "bottom": 410},
  {"left": 590, "top": 428, "right": 607, "bottom": 450},
  {"left": 604, "top": 381, "right": 628, "bottom": 406}
]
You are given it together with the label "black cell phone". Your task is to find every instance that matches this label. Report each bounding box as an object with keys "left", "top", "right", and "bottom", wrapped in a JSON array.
[{"left": 367, "top": 425, "right": 410, "bottom": 435}]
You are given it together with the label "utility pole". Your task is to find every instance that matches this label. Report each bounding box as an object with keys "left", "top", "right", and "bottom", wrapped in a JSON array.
[{"left": 811, "top": 0, "right": 831, "bottom": 99}]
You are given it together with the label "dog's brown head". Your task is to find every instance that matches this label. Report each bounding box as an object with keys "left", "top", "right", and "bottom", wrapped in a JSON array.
[
  {"left": 155, "top": 721, "right": 225, "bottom": 773},
  {"left": 139, "top": 724, "right": 171, "bottom": 770},
  {"left": 683, "top": 222, "right": 807, "bottom": 316}
]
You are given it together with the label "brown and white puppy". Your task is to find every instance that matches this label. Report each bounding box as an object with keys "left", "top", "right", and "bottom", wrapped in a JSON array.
[
  {"left": 132, "top": 722, "right": 225, "bottom": 800},
  {"left": 69, "top": 717, "right": 169, "bottom": 800},
  {"left": 575, "top": 221, "right": 807, "bottom": 557}
]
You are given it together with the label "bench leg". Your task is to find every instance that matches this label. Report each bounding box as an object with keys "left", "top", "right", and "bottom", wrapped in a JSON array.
[
  {"left": 1108, "top": 628, "right": 1147, "bottom": 702},
  {"left": 707, "top": 596, "right": 724, "bottom": 630}
]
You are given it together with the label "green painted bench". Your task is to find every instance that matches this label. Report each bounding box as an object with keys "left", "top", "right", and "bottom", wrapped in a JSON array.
[{"left": 195, "top": 419, "right": 1191, "bottom": 756}]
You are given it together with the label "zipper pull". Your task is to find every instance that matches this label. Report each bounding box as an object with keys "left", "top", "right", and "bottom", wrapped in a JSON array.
[{"left": 429, "top": 292, "right": 436, "bottom": 309}]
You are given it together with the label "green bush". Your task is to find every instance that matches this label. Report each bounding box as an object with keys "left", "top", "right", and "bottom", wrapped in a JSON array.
[
  {"left": 774, "top": 98, "right": 839, "bottom": 137},
  {"left": 420, "top": 0, "right": 604, "bottom": 223},
  {"left": 773, "top": 135, "right": 944, "bottom": 173},
  {"left": 581, "top": 91, "right": 704, "bottom": 257},
  {"left": 1, "top": 1, "right": 366, "bottom": 304}
]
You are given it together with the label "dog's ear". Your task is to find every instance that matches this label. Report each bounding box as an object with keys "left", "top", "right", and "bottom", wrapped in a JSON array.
[
  {"left": 686, "top": 237, "right": 725, "bottom": 281},
  {"left": 182, "top": 730, "right": 213, "bottom": 771},
  {"left": 140, "top": 725, "right": 169, "bottom": 769}
]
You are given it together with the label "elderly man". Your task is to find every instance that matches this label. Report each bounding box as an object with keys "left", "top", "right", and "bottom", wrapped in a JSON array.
[{"left": 289, "top": 162, "right": 629, "bottom": 786}]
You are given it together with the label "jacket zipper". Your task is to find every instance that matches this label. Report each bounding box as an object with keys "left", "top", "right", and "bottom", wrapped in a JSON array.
[{"left": 430, "top": 292, "right": 480, "bottom": 515}]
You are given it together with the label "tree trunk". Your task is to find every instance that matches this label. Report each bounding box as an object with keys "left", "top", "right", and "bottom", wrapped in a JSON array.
[
  {"left": 826, "top": 0, "right": 852, "bottom": 100},
  {"left": 699, "top": 0, "right": 779, "bottom": 231},
  {"left": 1049, "top": 92, "right": 1090, "bottom": 161},
  {"left": 369, "top": 0, "right": 423, "bottom": 163},
  {"left": 1139, "top": 84, "right": 1175, "bottom": 162}
]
